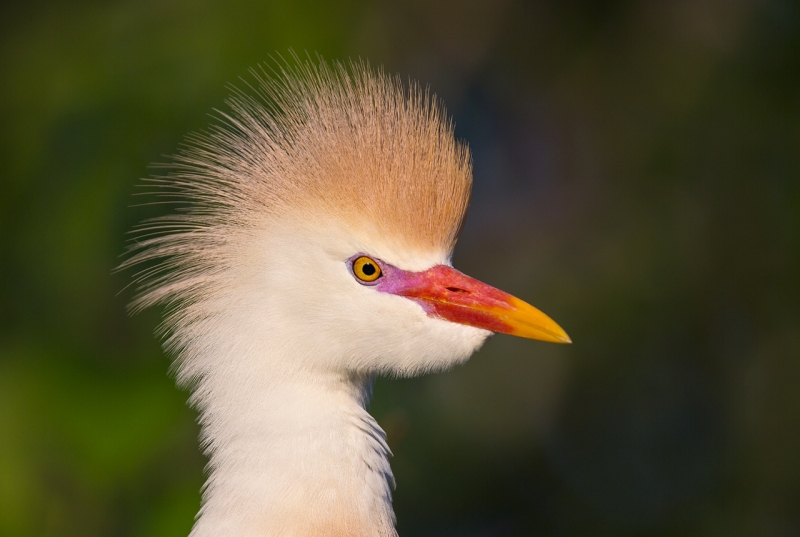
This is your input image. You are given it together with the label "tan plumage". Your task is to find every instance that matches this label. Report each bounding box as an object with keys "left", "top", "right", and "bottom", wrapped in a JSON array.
[{"left": 124, "top": 58, "right": 471, "bottom": 316}]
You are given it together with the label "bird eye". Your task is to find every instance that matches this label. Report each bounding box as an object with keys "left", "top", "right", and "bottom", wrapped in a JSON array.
[{"left": 352, "top": 256, "right": 382, "bottom": 283}]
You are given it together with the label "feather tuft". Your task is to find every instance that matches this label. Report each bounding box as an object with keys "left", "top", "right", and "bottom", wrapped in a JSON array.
[{"left": 120, "top": 55, "right": 472, "bottom": 320}]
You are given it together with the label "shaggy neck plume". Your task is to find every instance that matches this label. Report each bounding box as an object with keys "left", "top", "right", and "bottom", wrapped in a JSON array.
[{"left": 191, "top": 363, "right": 395, "bottom": 537}]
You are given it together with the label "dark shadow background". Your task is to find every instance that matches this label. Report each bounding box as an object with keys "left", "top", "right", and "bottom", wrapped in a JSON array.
[{"left": 1, "top": 1, "right": 799, "bottom": 536}]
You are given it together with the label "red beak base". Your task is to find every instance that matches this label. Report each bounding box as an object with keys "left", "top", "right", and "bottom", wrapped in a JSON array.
[{"left": 387, "top": 265, "right": 571, "bottom": 344}]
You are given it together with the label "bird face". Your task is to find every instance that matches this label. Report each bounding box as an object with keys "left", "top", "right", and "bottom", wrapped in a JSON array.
[
  {"left": 250, "top": 219, "right": 569, "bottom": 378},
  {"left": 346, "top": 254, "right": 570, "bottom": 344}
]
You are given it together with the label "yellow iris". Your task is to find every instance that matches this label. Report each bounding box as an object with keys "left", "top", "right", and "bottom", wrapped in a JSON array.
[{"left": 352, "top": 256, "right": 382, "bottom": 282}]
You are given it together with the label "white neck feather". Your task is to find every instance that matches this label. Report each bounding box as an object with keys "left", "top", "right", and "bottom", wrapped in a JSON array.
[{"left": 190, "top": 361, "right": 396, "bottom": 537}]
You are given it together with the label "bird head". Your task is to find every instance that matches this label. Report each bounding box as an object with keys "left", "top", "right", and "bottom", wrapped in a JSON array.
[{"left": 123, "top": 58, "right": 568, "bottom": 382}]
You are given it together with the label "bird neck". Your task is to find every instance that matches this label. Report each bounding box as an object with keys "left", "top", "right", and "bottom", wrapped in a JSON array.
[{"left": 190, "top": 369, "right": 396, "bottom": 537}]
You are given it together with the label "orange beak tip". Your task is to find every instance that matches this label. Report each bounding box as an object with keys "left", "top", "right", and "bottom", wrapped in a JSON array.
[{"left": 501, "top": 297, "right": 571, "bottom": 344}]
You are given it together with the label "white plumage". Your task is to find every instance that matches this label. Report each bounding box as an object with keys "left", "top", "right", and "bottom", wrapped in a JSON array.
[{"left": 124, "top": 57, "right": 568, "bottom": 537}]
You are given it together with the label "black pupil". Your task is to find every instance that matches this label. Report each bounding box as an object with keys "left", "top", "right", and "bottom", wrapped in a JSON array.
[{"left": 362, "top": 263, "right": 376, "bottom": 276}]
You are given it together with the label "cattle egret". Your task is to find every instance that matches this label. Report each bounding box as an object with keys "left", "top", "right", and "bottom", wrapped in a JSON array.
[{"left": 123, "top": 58, "right": 570, "bottom": 537}]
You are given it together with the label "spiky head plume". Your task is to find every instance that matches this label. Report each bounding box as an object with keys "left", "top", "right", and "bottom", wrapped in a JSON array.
[{"left": 122, "top": 57, "right": 472, "bottom": 324}]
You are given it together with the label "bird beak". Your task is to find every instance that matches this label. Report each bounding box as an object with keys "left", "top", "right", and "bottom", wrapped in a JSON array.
[{"left": 391, "top": 265, "right": 571, "bottom": 343}]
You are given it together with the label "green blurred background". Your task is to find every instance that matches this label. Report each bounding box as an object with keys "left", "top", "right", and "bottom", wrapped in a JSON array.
[{"left": 1, "top": 1, "right": 799, "bottom": 536}]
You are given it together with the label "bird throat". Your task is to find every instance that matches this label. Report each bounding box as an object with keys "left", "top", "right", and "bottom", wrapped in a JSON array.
[{"left": 189, "top": 371, "right": 397, "bottom": 537}]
